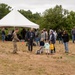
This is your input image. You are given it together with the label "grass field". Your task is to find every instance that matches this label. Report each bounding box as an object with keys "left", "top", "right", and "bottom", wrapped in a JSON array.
[{"left": 0, "top": 41, "right": 75, "bottom": 75}]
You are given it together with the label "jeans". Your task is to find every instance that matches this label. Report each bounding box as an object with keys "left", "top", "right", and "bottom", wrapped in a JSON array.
[
  {"left": 35, "top": 37, "right": 40, "bottom": 45},
  {"left": 2, "top": 34, "right": 5, "bottom": 42},
  {"left": 63, "top": 42, "right": 68, "bottom": 52},
  {"left": 58, "top": 37, "right": 63, "bottom": 44},
  {"left": 72, "top": 34, "right": 75, "bottom": 43}
]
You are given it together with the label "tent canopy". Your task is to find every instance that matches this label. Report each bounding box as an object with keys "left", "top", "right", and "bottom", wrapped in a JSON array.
[{"left": 0, "top": 10, "right": 39, "bottom": 28}]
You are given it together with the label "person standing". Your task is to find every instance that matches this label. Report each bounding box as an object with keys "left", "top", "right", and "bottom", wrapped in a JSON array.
[
  {"left": 41, "top": 29, "right": 48, "bottom": 41},
  {"left": 53, "top": 30, "right": 57, "bottom": 43},
  {"left": 12, "top": 28, "right": 20, "bottom": 54},
  {"left": 40, "top": 30, "right": 44, "bottom": 40},
  {"left": 27, "top": 28, "right": 35, "bottom": 52},
  {"left": 62, "top": 31, "right": 69, "bottom": 53},
  {"left": 1, "top": 28, "right": 6, "bottom": 42},
  {"left": 49, "top": 31, "right": 56, "bottom": 53},
  {"left": 57, "top": 29, "right": 63, "bottom": 44},
  {"left": 71, "top": 27, "right": 75, "bottom": 43},
  {"left": 21, "top": 28, "right": 26, "bottom": 40}
]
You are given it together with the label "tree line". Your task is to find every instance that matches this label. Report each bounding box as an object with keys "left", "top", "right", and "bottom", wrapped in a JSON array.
[{"left": 0, "top": 3, "right": 75, "bottom": 33}]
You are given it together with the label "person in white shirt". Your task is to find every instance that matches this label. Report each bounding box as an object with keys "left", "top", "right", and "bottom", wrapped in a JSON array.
[{"left": 44, "top": 40, "right": 50, "bottom": 54}]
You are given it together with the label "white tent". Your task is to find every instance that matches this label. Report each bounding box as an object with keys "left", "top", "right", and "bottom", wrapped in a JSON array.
[{"left": 0, "top": 10, "right": 39, "bottom": 28}]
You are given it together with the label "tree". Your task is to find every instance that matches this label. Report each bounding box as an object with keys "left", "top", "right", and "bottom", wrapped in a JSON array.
[
  {"left": 41, "top": 5, "right": 69, "bottom": 31},
  {"left": 66, "top": 11, "right": 75, "bottom": 29},
  {"left": 0, "top": 3, "right": 11, "bottom": 19},
  {"left": 19, "top": 10, "right": 32, "bottom": 20}
]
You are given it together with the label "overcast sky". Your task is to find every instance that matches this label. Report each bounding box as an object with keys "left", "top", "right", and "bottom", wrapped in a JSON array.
[{"left": 0, "top": 0, "right": 75, "bottom": 13}]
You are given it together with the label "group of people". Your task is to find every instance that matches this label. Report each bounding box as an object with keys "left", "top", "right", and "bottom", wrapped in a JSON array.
[
  {"left": 38, "top": 30, "right": 56, "bottom": 55},
  {"left": 0, "top": 27, "right": 75, "bottom": 54},
  {"left": 12, "top": 28, "right": 69, "bottom": 54}
]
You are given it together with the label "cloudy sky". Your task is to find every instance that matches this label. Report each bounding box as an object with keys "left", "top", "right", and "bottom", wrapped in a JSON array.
[{"left": 0, "top": 0, "right": 75, "bottom": 13}]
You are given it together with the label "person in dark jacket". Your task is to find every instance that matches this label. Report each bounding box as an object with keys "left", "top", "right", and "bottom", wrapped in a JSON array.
[
  {"left": 62, "top": 30, "right": 69, "bottom": 53},
  {"left": 49, "top": 31, "right": 56, "bottom": 53},
  {"left": 21, "top": 28, "right": 26, "bottom": 40},
  {"left": 71, "top": 27, "right": 75, "bottom": 43},
  {"left": 58, "top": 29, "right": 63, "bottom": 44},
  {"left": 27, "top": 28, "right": 35, "bottom": 51}
]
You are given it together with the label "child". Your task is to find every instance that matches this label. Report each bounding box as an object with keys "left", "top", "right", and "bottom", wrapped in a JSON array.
[
  {"left": 50, "top": 41, "right": 54, "bottom": 54},
  {"left": 44, "top": 40, "right": 50, "bottom": 54},
  {"left": 36, "top": 38, "right": 44, "bottom": 54},
  {"left": 39, "top": 38, "right": 45, "bottom": 52},
  {"left": 40, "top": 38, "right": 45, "bottom": 46}
]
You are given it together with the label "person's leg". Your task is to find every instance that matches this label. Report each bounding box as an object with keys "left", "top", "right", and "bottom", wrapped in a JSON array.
[
  {"left": 2, "top": 35, "right": 5, "bottom": 42},
  {"left": 4, "top": 35, "right": 5, "bottom": 41},
  {"left": 40, "top": 46, "right": 44, "bottom": 53},
  {"left": 28, "top": 40, "right": 30, "bottom": 51},
  {"left": 64, "top": 42, "right": 68, "bottom": 53},
  {"left": 47, "top": 49, "right": 48, "bottom": 54},
  {"left": 36, "top": 39, "right": 38, "bottom": 46},
  {"left": 59, "top": 38, "right": 61, "bottom": 44},
  {"left": 2, "top": 35, "right": 4, "bottom": 42},
  {"left": 65, "top": 42, "right": 69, "bottom": 52},
  {"left": 61, "top": 37, "right": 63, "bottom": 44},
  {"left": 74, "top": 35, "right": 75, "bottom": 41},
  {"left": 54, "top": 44, "right": 56, "bottom": 53},
  {"left": 51, "top": 50, "right": 53, "bottom": 54},
  {"left": 64, "top": 43, "right": 66, "bottom": 51},
  {"left": 48, "top": 49, "right": 50, "bottom": 54},
  {"left": 13, "top": 42, "right": 17, "bottom": 53},
  {"left": 72, "top": 35, "right": 74, "bottom": 43},
  {"left": 35, "top": 38, "right": 38, "bottom": 46},
  {"left": 31, "top": 41, "right": 33, "bottom": 51},
  {"left": 45, "top": 49, "right": 47, "bottom": 54}
]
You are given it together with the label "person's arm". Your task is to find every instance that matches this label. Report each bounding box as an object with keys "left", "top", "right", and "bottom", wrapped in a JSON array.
[
  {"left": 15, "top": 35, "right": 20, "bottom": 41},
  {"left": 27, "top": 32, "right": 30, "bottom": 40}
]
